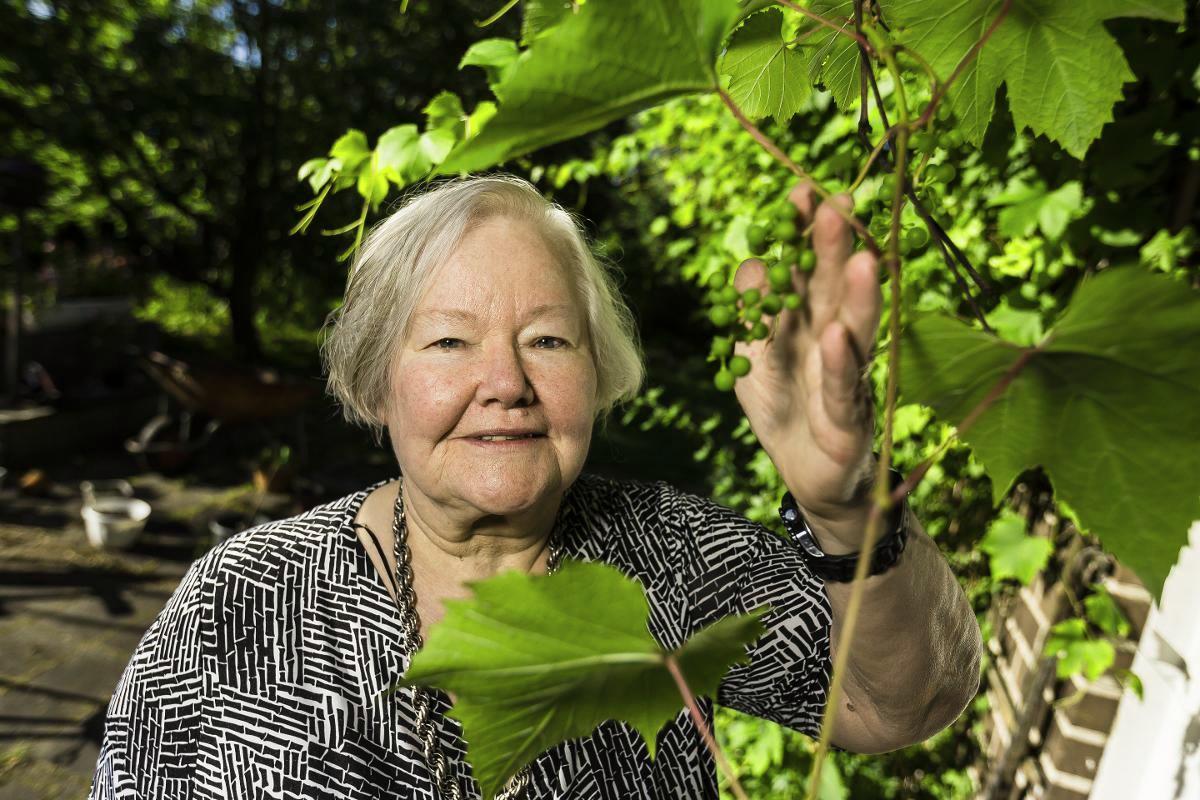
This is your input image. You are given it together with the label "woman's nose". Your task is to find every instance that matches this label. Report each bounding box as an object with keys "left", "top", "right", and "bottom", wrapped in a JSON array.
[{"left": 475, "top": 341, "right": 535, "bottom": 407}]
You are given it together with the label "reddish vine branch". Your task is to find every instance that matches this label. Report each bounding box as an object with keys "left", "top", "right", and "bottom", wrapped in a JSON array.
[
  {"left": 664, "top": 655, "right": 749, "bottom": 800},
  {"left": 891, "top": 344, "right": 1038, "bottom": 503},
  {"left": 716, "top": 88, "right": 881, "bottom": 255},
  {"left": 774, "top": 0, "right": 874, "bottom": 55}
]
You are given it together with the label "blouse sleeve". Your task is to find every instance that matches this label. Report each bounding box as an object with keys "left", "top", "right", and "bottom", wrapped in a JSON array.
[
  {"left": 89, "top": 549, "right": 220, "bottom": 800},
  {"left": 663, "top": 481, "right": 833, "bottom": 738}
]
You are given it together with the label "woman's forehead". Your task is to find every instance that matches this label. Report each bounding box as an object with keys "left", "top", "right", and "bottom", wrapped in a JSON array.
[{"left": 415, "top": 221, "right": 582, "bottom": 316}]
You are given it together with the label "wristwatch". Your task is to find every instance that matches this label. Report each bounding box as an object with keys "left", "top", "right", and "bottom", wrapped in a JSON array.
[{"left": 778, "top": 467, "right": 909, "bottom": 583}]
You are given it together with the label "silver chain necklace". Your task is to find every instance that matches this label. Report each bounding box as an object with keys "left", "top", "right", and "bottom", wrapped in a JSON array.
[{"left": 390, "top": 482, "right": 565, "bottom": 800}]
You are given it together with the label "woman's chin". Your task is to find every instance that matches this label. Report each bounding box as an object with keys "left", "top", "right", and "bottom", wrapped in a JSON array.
[{"left": 463, "top": 477, "right": 559, "bottom": 517}]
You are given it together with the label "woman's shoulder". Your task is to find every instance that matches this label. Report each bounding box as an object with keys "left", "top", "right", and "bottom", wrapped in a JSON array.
[{"left": 175, "top": 482, "right": 378, "bottom": 601}]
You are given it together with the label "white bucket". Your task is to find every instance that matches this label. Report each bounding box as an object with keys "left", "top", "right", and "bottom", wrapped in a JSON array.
[{"left": 81, "top": 497, "right": 151, "bottom": 550}]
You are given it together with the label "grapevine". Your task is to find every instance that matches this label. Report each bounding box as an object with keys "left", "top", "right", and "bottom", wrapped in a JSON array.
[{"left": 293, "top": 1, "right": 1198, "bottom": 797}]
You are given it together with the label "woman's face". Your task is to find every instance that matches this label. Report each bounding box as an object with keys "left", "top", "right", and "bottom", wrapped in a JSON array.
[{"left": 382, "top": 215, "right": 598, "bottom": 519}]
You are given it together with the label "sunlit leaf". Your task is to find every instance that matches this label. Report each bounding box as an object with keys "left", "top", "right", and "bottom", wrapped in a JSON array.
[
  {"left": 438, "top": 0, "right": 743, "bottom": 174},
  {"left": 888, "top": 0, "right": 1185, "bottom": 156},
  {"left": 720, "top": 9, "right": 810, "bottom": 124},
  {"left": 899, "top": 267, "right": 1200, "bottom": 598},
  {"left": 402, "top": 560, "right": 768, "bottom": 800},
  {"left": 980, "top": 509, "right": 1053, "bottom": 585}
]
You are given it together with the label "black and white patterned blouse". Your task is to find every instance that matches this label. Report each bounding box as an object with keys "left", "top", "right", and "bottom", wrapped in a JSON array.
[{"left": 90, "top": 472, "right": 832, "bottom": 799}]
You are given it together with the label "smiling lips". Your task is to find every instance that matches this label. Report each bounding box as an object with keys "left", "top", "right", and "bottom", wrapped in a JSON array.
[{"left": 463, "top": 429, "right": 547, "bottom": 445}]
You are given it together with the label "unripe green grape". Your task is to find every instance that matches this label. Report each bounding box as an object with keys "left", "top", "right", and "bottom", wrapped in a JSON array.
[
  {"left": 910, "top": 131, "right": 936, "bottom": 153},
  {"left": 930, "top": 162, "right": 957, "bottom": 184},
  {"left": 729, "top": 355, "right": 751, "bottom": 377},
  {"left": 709, "top": 305, "right": 734, "bottom": 326},
  {"left": 772, "top": 203, "right": 795, "bottom": 223},
  {"left": 1019, "top": 282, "right": 1038, "bottom": 301},
  {"left": 706, "top": 271, "right": 726, "bottom": 290},
  {"left": 741, "top": 288, "right": 761, "bottom": 305},
  {"left": 876, "top": 173, "right": 897, "bottom": 202},
  {"left": 798, "top": 249, "right": 817, "bottom": 273},
  {"left": 714, "top": 369, "right": 735, "bottom": 391},
  {"left": 772, "top": 218, "right": 797, "bottom": 241},
  {"left": 746, "top": 224, "right": 768, "bottom": 253},
  {"left": 761, "top": 293, "right": 782, "bottom": 314},
  {"left": 750, "top": 321, "right": 769, "bottom": 340},
  {"left": 718, "top": 285, "right": 739, "bottom": 305},
  {"left": 942, "top": 129, "right": 964, "bottom": 149},
  {"left": 768, "top": 263, "right": 793, "bottom": 291},
  {"left": 743, "top": 306, "right": 762, "bottom": 323},
  {"left": 784, "top": 293, "right": 802, "bottom": 310},
  {"left": 711, "top": 336, "right": 733, "bottom": 358},
  {"left": 778, "top": 244, "right": 798, "bottom": 267},
  {"left": 904, "top": 226, "right": 930, "bottom": 251}
]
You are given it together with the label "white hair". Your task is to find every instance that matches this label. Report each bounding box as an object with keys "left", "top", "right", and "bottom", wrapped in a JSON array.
[{"left": 320, "top": 173, "right": 645, "bottom": 442}]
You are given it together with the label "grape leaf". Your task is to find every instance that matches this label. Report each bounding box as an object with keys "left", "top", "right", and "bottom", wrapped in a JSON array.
[
  {"left": 424, "top": 91, "right": 467, "bottom": 138},
  {"left": 438, "top": 0, "right": 743, "bottom": 174},
  {"left": 402, "top": 560, "right": 768, "bottom": 800},
  {"left": 297, "top": 157, "right": 335, "bottom": 192},
  {"left": 329, "top": 128, "right": 370, "bottom": 175},
  {"left": 899, "top": 266, "right": 1200, "bottom": 599},
  {"left": 807, "top": 0, "right": 861, "bottom": 112},
  {"left": 1084, "top": 584, "right": 1131, "bottom": 638},
  {"left": 459, "top": 38, "right": 521, "bottom": 96},
  {"left": 375, "top": 124, "right": 425, "bottom": 183},
  {"left": 521, "top": 0, "right": 576, "bottom": 45},
  {"left": 1044, "top": 619, "right": 1116, "bottom": 680},
  {"left": 990, "top": 181, "right": 1086, "bottom": 241},
  {"left": 980, "top": 509, "right": 1053, "bottom": 585},
  {"left": 887, "top": 0, "right": 1185, "bottom": 157},
  {"left": 984, "top": 300, "right": 1044, "bottom": 347},
  {"left": 720, "top": 9, "right": 810, "bottom": 124}
]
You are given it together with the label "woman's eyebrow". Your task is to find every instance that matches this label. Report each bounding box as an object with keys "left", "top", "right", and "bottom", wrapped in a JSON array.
[{"left": 415, "top": 304, "right": 575, "bottom": 323}]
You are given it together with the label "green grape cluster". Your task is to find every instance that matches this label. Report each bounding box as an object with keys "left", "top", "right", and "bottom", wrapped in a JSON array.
[{"left": 706, "top": 203, "right": 816, "bottom": 392}]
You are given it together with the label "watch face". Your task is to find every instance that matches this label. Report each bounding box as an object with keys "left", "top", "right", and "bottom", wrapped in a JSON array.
[{"left": 795, "top": 530, "right": 828, "bottom": 560}]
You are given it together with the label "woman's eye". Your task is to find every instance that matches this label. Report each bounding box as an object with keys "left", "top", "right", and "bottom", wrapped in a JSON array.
[
  {"left": 534, "top": 336, "right": 566, "bottom": 349},
  {"left": 432, "top": 338, "right": 462, "bottom": 349}
]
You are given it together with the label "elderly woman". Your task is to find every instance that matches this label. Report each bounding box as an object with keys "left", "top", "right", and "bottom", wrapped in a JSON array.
[{"left": 91, "top": 174, "right": 981, "bottom": 799}]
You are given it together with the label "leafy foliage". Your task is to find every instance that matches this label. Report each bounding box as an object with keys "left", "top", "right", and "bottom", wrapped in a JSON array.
[
  {"left": 436, "top": 0, "right": 744, "bottom": 173},
  {"left": 720, "top": 9, "right": 810, "bottom": 124},
  {"left": 979, "top": 509, "right": 1053, "bottom": 585},
  {"left": 1044, "top": 618, "right": 1116, "bottom": 681},
  {"left": 402, "top": 560, "right": 768, "bottom": 800},
  {"left": 900, "top": 267, "right": 1200, "bottom": 599},
  {"left": 889, "top": 0, "right": 1186, "bottom": 156}
]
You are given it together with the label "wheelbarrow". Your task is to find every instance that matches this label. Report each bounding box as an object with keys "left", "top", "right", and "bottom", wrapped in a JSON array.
[{"left": 126, "top": 350, "right": 319, "bottom": 472}]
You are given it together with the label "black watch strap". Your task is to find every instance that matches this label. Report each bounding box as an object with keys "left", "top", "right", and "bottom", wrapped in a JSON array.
[{"left": 778, "top": 467, "right": 909, "bottom": 583}]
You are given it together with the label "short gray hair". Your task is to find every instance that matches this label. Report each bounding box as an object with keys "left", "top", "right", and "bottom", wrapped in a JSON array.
[{"left": 320, "top": 173, "right": 645, "bottom": 442}]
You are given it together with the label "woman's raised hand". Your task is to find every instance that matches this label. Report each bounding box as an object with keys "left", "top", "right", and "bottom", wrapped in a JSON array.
[{"left": 730, "top": 182, "right": 883, "bottom": 544}]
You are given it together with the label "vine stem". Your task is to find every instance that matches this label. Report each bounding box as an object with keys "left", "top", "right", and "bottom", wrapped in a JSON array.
[
  {"left": 663, "top": 655, "right": 750, "bottom": 800},
  {"left": 716, "top": 88, "right": 881, "bottom": 255},
  {"left": 773, "top": 0, "right": 874, "bottom": 54},
  {"left": 804, "top": 40, "right": 911, "bottom": 800},
  {"left": 913, "top": 0, "right": 1014, "bottom": 129}
]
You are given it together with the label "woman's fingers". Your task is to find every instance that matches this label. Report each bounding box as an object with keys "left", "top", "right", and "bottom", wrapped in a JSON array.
[
  {"left": 809, "top": 194, "right": 855, "bottom": 333},
  {"left": 819, "top": 319, "right": 871, "bottom": 434},
  {"left": 839, "top": 251, "right": 883, "bottom": 365}
]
